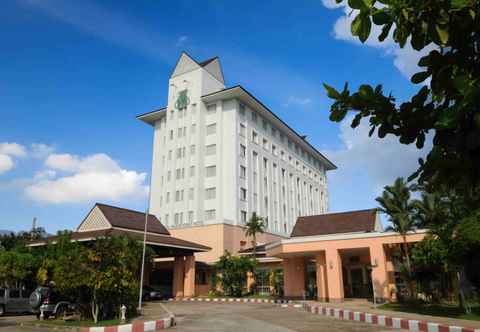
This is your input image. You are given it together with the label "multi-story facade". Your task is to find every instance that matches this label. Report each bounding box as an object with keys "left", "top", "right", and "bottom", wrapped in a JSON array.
[{"left": 138, "top": 53, "right": 336, "bottom": 262}]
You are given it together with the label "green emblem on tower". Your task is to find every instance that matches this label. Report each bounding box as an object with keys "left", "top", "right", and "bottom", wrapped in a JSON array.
[{"left": 175, "top": 89, "right": 190, "bottom": 110}]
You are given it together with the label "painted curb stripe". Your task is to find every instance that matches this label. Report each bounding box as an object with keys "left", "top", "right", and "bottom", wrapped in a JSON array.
[{"left": 303, "top": 305, "right": 477, "bottom": 332}]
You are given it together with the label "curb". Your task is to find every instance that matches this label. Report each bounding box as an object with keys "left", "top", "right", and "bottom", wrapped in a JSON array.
[
  {"left": 168, "top": 297, "right": 295, "bottom": 306},
  {"left": 79, "top": 315, "right": 175, "bottom": 332},
  {"left": 302, "top": 303, "right": 480, "bottom": 332},
  {"left": 22, "top": 315, "right": 175, "bottom": 332}
]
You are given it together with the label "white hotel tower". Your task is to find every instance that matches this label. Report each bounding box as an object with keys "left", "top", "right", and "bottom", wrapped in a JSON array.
[{"left": 138, "top": 53, "right": 336, "bottom": 262}]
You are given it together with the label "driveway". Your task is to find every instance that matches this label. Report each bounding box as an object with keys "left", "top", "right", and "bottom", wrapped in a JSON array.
[{"left": 163, "top": 301, "right": 395, "bottom": 332}]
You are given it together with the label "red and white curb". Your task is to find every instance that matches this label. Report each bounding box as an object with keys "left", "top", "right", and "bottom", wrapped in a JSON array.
[
  {"left": 303, "top": 303, "right": 479, "bottom": 332},
  {"left": 79, "top": 315, "right": 175, "bottom": 332},
  {"left": 168, "top": 297, "right": 296, "bottom": 306}
]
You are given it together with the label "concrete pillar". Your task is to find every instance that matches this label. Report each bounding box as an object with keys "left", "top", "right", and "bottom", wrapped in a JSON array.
[
  {"left": 173, "top": 256, "right": 185, "bottom": 298},
  {"left": 247, "top": 271, "right": 255, "bottom": 293},
  {"left": 325, "top": 248, "right": 344, "bottom": 302},
  {"left": 370, "top": 243, "right": 389, "bottom": 302},
  {"left": 315, "top": 252, "right": 328, "bottom": 301},
  {"left": 283, "top": 256, "right": 305, "bottom": 299},
  {"left": 385, "top": 246, "right": 397, "bottom": 301},
  {"left": 184, "top": 255, "right": 195, "bottom": 297}
]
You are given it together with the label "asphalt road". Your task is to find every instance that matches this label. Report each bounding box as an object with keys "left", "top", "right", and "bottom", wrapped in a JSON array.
[
  {"left": 0, "top": 302, "right": 396, "bottom": 332},
  {"left": 163, "top": 302, "right": 395, "bottom": 332}
]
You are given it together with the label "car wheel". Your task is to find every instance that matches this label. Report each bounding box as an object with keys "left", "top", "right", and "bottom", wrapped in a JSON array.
[
  {"left": 144, "top": 294, "right": 151, "bottom": 301},
  {"left": 55, "top": 306, "right": 67, "bottom": 319},
  {"left": 0, "top": 304, "right": 5, "bottom": 316}
]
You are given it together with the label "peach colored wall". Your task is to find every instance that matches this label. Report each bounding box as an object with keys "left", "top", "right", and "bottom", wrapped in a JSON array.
[
  {"left": 170, "top": 223, "right": 285, "bottom": 263},
  {"left": 268, "top": 232, "right": 425, "bottom": 257},
  {"left": 283, "top": 257, "right": 306, "bottom": 299},
  {"left": 184, "top": 255, "right": 195, "bottom": 297},
  {"left": 269, "top": 232, "right": 425, "bottom": 302},
  {"left": 172, "top": 257, "right": 184, "bottom": 298}
]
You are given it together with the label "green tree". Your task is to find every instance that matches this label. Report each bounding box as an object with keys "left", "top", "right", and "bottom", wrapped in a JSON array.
[
  {"left": 376, "top": 178, "right": 416, "bottom": 273},
  {"left": 244, "top": 212, "right": 265, "bottom": 262},
  {"left": 215, "top": 251, "right": 255, "bottom": 297},
  {"left": 0, "top": 249, "right": 35, "bottom": 288},
  {"left": 323, "top": 0, "right": 480, "bottom": 202}
]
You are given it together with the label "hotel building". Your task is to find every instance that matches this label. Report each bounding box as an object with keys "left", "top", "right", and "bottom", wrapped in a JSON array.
[{"left": 138, "top": 52, "right": 336, "bottom": 263}]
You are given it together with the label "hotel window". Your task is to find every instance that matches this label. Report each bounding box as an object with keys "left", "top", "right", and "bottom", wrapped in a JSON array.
[
  {"left": 271, "top": 127, "right": 276, "bottom": 138},
  {"left": 191, "top": 123, "right": 196, "bottom": 134},
  {"left": 182, "top": 147, "right": 186, "bottom": 158},
  {"left": 183, "top": 126, "right": 187, "bottom": 137},
  {"left": 262, "top": 119, "right": 268, "bottom": 131},
  {"left": 280, "top": 133, "right": 284, "bottom": 143},
  {"left": 205, "top": 165, "right": 216, "bottom": 177},
  {"left": 168, "top": 150, "right": 172, "bottom": 160},
  {"left": 182, "top": 168, "right": 185, "bottom": 178},
  {"left": 206, "top": 123, "right": 217, "bottom": 135},
  {"left": 239, "top": 103, "right": 246, "bottom": 116},
  {"left": 176, "top": 168, "right": 182, "bottom": 179},
  {"left": 190, "top": 145, "right": 196, "bottom": 155},
  {"left": 190, "top": 166, "right": 195, "bottom": 177},
  {"left": 240, "top": 144, "right": 246, "bottom": 158},
  {"left": 206, "top": 104, "right": 217, "bottom": 114},
  {"left": 167, "top": 171, "right": 171, "bottom": 181},
  {"left": 240, "top": 210, "right": 247, "bottom": 224},
  {"left": 178, "top": 109, "right": 183, "bottom": 119},
  {"left": 175, "top": 190, "right": 184, "bottom": 202},
  {"left": 252, "top": 130, "right": 259, "bottom": 144},
  {"left": 251, "top": 112, "right": 257, "bottom": 123},
  {"left": 253, "top": 193, "right": 258, "bottom": 212},
  {"left": 170, "top": 130, "right": 173, "bottom": 140},
  {"left": 240, "top": 165, "right": 246, "bottom": 178},
  {"left": 170, "top": 110, "right": 174, "bottom": 120},
  {"left": 176, "top": 148, "right": 182, "bottom": 159},
  {"left": 174, "top": 213, "right": 180, "bottom": 225},
  {"left": 272, "top": 145, "right": 277, "bottom": 156},
  {"left": 189, "top": 188, "right": 194, "bottom": 200},
  {"left": 188, "top": 211, "right": 194, "bottom": 223},
  {"left": 239, "top": 123, "right": 246, "bottom": 137},
  {"left": 205, "top": 187, "right": 216, "bottom": 199},
  {"left": 191, "top": 104, "right": 196, "bottom": 115},
  {"left": 165, "top": 214, "right": 169, "bottom": 225},
  {"left": 205, "top": 144, "right": 216, "bottom": 156},
  {"left": 177, "top": 128, "right": 182, "bottom": 138},
  {"left": 205, "top": 209, "right": 216, "bottom": 221},
  {"left": 166, "top": 192, "right": 170, "bottom": 203},
  {"left": 263, "top": 138, "right": 268, "bottom": 150},
  {"left": 240, "top": 188, "right": 247, "bottom": 201},
  {"left": 280, "top": 150, "right": 285, "bottom": 160}
]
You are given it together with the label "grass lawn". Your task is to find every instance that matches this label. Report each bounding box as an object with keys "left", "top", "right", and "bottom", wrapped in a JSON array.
[
  {"left": 30, "top": 318, "right": 128, "bottom": 327},
  {"left": 379, "top": 302, "right": 480, "bottom": 321}
]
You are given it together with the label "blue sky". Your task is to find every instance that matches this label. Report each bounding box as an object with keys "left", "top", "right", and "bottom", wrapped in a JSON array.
[{"left": 0, "top": 0, "right": 431, "bottom": 233}]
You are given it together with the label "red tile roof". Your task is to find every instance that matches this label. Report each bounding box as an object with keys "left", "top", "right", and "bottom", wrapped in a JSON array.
[
  {"left": 95, "top": 203, "right": 170, "bottom": 235},
  {"left": 291, "top": 209, "right": 378, "bottom": 237}
]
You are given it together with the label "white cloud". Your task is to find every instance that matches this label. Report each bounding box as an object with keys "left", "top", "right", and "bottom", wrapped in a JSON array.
[
  {"left": 25, "top": 152, "right": 147, "bottom": 204},
  {"left": 282, "top": 96, "right": 312, "bottom": 108},
  {"left": 0, "top": 155, "right": 14, "bottom": 174},
  {"left": 322, "top": 0, "right": 343, "bottom": 9},
  {"left": 324, "top": 116, "right": 432, "bottom": 194},
  {"left": 325, "top": 2, "right": 437, "bottom": 79},
  {"left": 31, "top": 143, "right": 55, "bottom": 159},
  {"left": 0, "top": 142, "right": 27, "bottom": 157},
  {"left": 0, "top": 142, "right": 27, "bottom": 175}
]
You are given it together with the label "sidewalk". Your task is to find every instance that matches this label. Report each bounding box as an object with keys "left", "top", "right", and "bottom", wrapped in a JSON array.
[{"left": 304, "top": 299, "right": 480, "bottom": 330}]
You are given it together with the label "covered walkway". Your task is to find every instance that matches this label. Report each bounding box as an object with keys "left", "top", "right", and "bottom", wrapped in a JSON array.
[{"left": 265, "top": 209, "right": 426, "bottom": 303}]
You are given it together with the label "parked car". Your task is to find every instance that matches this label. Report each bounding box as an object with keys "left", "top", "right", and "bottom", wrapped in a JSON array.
[
  {"left": 142, "top": 285, "right": 165, "bottom": 301},
  {"left": 29, "top": 286, "right": 73, "bottom": 319},
  {"left": 0, "top": 287, "right": 32, "bottom": 316}
]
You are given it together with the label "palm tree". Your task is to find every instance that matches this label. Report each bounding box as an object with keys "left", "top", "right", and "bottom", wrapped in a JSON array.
[
  {"left": 376, "top": 178, "right": 416, "bottom": 273},
  {"left": 244, "top": 212, "right": 265, "bottom": 262}
]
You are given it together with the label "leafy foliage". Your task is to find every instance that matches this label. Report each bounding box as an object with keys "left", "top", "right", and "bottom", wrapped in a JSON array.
[
  {"left": 214, "top": 251, "right": 255, "bottom": 297},
  {"left": 244, "top": 212, "right": 265, "bottom": 261},
  {"left": 325, "top": 0, "right": 480, "bottom": 201}
]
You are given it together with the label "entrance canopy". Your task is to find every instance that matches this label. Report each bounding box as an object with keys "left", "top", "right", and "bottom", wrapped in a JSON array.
[{"left": 265, "top": 209, "right": 427, "bottom": 303}]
